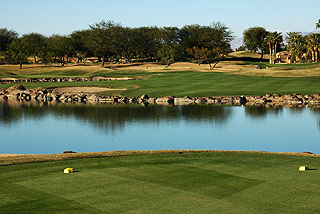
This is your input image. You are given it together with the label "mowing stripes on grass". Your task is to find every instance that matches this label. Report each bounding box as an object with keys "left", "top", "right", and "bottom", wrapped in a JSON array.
[
  {"left": 2, "top": 71, "right": 320, "bottom": 97},
  {"left": 120, "top": 72, "right": 320, "bottom": 97},
  {"left": 109, "top": 164, "right": 261, "bottom": 199},
  {"left": 1, "top": 152, "right": 320, "bottom": 213}
]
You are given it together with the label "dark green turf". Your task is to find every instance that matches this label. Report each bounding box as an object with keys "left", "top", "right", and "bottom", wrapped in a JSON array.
[
  {"left": 0, "top": 68, "right": 157, "bottom": 79},
  {"left": 1, "top": 152, "right": 320, "bottom": 213}
]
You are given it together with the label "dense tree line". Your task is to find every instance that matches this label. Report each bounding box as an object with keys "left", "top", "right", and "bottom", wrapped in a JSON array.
[
  {"left": 0, "top": 21, "right": 232, "bottom": 69},
  {"left": 243, "top": 20, "right": 320, "bottom": 64}
]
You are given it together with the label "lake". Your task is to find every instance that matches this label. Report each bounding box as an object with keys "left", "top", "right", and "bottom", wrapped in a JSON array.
[{"left": 0, "top": 100, "right": 319, "bottom": 154}]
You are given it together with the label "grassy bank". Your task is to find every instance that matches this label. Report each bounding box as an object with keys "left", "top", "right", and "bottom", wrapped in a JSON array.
[
  {"left": 1, "top": 151, "right": 320, "bottom": 213},
  {"left": 2, "top": 71, "right": 320, "bottom": 97}
]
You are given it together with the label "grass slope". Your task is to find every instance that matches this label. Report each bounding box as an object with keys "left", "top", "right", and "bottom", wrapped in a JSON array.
[
  {"left": 1, "top": 152, "right": 320, "bottom": 213},
  {"left": 120, "top": 71, "right": 320, "bottom": 97},
  {"left": 2, "top": 71, "right": 320, "bottom": 97}
]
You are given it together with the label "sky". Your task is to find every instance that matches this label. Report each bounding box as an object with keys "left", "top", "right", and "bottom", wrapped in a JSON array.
[{"left": 1, "top": 0, "right": 320, "bottom": 38}]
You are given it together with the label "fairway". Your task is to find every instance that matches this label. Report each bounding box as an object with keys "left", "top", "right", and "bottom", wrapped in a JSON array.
[
  {"left": 2, "top": 71, "right": 320, "bottom": 97},
  {"left": 1, "top": 152, "right": 320, "bottom": 213}
]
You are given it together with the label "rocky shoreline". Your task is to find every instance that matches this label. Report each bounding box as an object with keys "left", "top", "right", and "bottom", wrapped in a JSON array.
[{"left": 1, "top": 85, "right": 320, "bottom": 107}]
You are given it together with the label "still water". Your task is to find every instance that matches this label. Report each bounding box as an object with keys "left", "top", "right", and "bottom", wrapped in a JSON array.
[{"left": 0, "top": 100, "right": 319, "bottom": 154}]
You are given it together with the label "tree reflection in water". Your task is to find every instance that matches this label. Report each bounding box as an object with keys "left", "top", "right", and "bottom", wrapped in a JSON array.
[
  {"left": 0, "top": 100, "right": 234, "bottom": 132},
  {"left": 309, "top": 107, "right": 320, "bottom": 130},
  {"left": 244, "top": 105, "right": 283, "bottom": 119},
  {"left": 2, "top": 100, "right": 320, "bottom": 132}
]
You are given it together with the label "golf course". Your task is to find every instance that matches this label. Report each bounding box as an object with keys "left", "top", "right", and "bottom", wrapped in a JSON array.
[
  {"left": 2, "top": 1, "right": 320, "bottom": 213},
  {"left": 1, "top": 51, "right": 320, "bottom": 214},
  {"left": 2, "top": 47, "right": 320, "bottom": 214},
  {"left": 1, "top": 151, "right": 320, "bottom": 213}
]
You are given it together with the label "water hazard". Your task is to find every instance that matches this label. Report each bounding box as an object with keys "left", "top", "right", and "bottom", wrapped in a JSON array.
[{"left": 0, "top": 100, "right": 320, "bottom": 154}]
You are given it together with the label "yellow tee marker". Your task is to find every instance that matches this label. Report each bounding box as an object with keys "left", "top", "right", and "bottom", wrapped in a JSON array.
[
  {"left": 64, "top": 168, "right": 74, "bottom": 173},
  {"left": 299, "top": 166, "right": 308, "bottom": 171}
]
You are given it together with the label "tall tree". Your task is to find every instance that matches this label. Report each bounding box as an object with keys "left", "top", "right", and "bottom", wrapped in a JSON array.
[
  {"left": 118, "top": 27, "right": 137, "bottom": 63},
  {"left": 305, "top": 35, "right": 314, "bottom": 62},
  {"left": 186, "top": 46, "right": 209, "bottom": 65},
  {"left": 70, "top": 30, "right": 93, "bottom": 65},
  {"left": 180, "top": 22, "right": 232, "bottom": 66},
  {"left": 286, "top": 32, "right": 306, "bottom": 63},
  {"left": 265, "top": 32, "right": 283, "bottom": 64},
  {"left": 179, "top": 24, "right": 203, "bottom": 51},
  {"left": 161, "top": 27, "right": 180, "bottom": 44},
  {"left": 6, "top": 38, "right": 28, "bottom": 69},
  {"left": 21, "top": 33, "right": 46, "bottom": 63},
  {"left": 0, "top": 28, "right": 18, "bottom": 54},
  {"left": 157, "top": 44, "right": 181, "bottom": 68},
  {"left": 306, "top": 33, "right": 320, "bottom": 62},
  {"left": 47, "top": 35, "right": 72, "bottom": 66},
  {"left": 88, "top": 20, "right": 123, "bottom": 67},
  {"left": 137, "top": 26, "right": 163, "bottom": 61},
  {"left": 179, "top": 22, "right": 232, "bottom": 55},
  {"left": 316, "top": 19, "right": 320, "bottom": 29},
  {"left": 201, "top": 22, "right": 233, "bottom": 50},
  {"left": 126, "top": 27, "right": 149, "bottom": 61},
  {"left": 243, "top": 27, "right": 268, "bottom": 61},
  {"left": 186, "top": 46, "right": 228, "bottom": 69},
  {"left": 155, "top": 27, "right": 182, "bottom": 67}
]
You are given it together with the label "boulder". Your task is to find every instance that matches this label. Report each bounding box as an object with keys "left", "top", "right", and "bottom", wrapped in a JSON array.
[
  {"left": 129, "top": 97, "right": 138, "bottom": 103},
  {"left": 220, "top": 97, "right": 234, "bottom": 104},
  {"left": 147, "top": 97, "right": 157, "bottom": 104},
  {"left": 174, "top": 97, "right": 194, "bottom": 105},
  {"left": 194, "top": 97, "right": 206, "bottom": 104},
  {"left": 6, "top": 85, "right": 26, "bottom": 93},
  {"left": 206, "top": 97, "right": 216, "bottom": 104},
  {"left": 156, "top": 96, "right": 175, "bottom": 104},
  {"left": 140, "top": 94, "right": 149, "bottom": 100}
]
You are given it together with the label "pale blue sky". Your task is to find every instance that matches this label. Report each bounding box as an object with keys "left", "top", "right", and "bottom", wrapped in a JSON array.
[{"left": 1, "top": 0, "right": 319, "bottom": 37}]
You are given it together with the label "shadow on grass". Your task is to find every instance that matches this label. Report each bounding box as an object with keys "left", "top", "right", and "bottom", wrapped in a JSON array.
[
  {"left": 19, "top": 65, "right": 62, "bottom": 69},
  {"left": 104, "top": 63, "right": 144, "bottom": 70},
  {"left": 224, "top": 57, "right": 269, "bottom": 63}
]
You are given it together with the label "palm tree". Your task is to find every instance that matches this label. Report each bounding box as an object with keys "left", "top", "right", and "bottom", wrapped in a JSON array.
[
  {"left": 306, "top": 34, "right": 320, "bottom": 62},
  {"left": 265, "top": 32, "right": 283, "bottom": 64},
  {"left": 316, "top": 19, "right": 320, "bottom": 29},
  {"left": 305, "top": 35, "right": 314, "bottom": 62},
  {"left": 286, "top": 32, "right": 306, "bottom": 63}
]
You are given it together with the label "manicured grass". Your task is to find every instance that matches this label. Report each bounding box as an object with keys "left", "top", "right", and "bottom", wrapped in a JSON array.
[
  {"left": 120, "top": 71, "right": 320, "bottom": 97},
  {"left": 1, "top": 152, "right": 320, "bottom": 213},
  {"left": 2, "top": 71, "right": 320, "bottom": 97},
  {"left": 1, "top": 52, "right": 320, "bottom": 97},
  {"left": 244, "top": 61, "right": 320, "bottom": 69},
  {"left": 0, "top": 68, "right": 153, "bottom": 79},
  {"left": 26, "top": 70, "right": 154, "bottom": 79}
]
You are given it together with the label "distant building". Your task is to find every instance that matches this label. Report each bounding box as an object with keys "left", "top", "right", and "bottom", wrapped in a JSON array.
[{"left": 276, "top": 51, "right": 291, "bottom": 63}]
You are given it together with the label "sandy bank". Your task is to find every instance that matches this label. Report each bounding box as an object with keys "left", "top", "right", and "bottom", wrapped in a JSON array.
[
  {"left": 0, "top": 150, "right": 318, "bottom": 166},
  {"left": 53, "top": 87, "right": 126, "bottom": 94}
]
